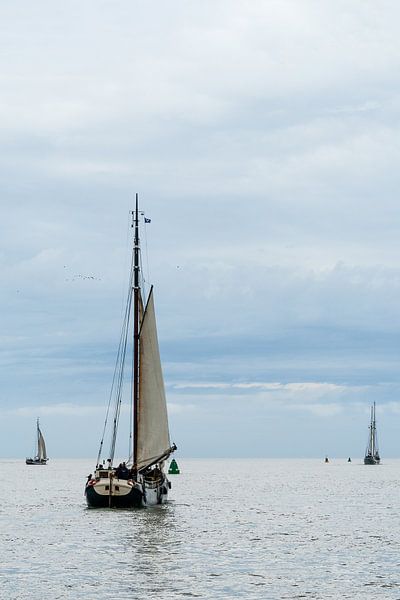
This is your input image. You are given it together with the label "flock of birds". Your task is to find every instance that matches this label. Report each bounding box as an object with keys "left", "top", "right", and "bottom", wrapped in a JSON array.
[
  {"left": 63, "top": 266, "right": 101, "bottom": 282},
  {"left": 64, "top": 274, "right": 102, "bottom": 282},
  {"left": 15, "top": 262, "right": 182, "bottom": 294}
]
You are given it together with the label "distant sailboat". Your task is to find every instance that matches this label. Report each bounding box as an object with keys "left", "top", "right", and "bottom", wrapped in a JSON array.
[
  {"left": 26, "top": 419, "right": 48, "bottom": 465},
  {"left": 364, "top": 402, "right": 380, "bottom": 465},
  {"left": 85, "top": 196, "right": 177, "bottom": 508}
]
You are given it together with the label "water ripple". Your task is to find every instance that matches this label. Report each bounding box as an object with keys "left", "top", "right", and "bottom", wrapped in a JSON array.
[{"left": 1, "top": 458, "right": 399, "bottom": 599}]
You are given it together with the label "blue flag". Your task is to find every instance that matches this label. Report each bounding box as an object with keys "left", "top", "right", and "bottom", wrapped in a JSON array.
[{"left": 144, "top": 217, "right": 151, "bottom": 223}]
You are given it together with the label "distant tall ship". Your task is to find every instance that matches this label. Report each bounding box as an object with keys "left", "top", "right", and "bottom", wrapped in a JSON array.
[
  {"left": 26, "top": 418, "right": 48, "bottom": 465},
  {"left": 364, "top": 402, "right": 380, "bottom": 465}
]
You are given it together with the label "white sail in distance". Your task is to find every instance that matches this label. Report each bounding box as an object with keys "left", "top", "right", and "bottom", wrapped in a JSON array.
[
  {"left": 37, "top": 427, "right": 47, "bottom": 461},
  {"left": 137, "top": 287, "right": 171, "bottom": 470}
]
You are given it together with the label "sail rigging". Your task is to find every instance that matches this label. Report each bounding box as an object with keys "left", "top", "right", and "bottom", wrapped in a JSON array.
[
  {"left": 364, "top": 402, "right": 380, "bottom": 465},
  {"left": 85, "top": 194, "right": 176, "bottom": 508}
]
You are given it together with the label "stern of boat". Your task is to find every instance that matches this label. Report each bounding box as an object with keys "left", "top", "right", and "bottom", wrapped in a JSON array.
[
  {"left": 85, "top": 469, "right": 143, "bottom": 508},
  {"left": 141, "top": 470, "right": 171, "bottom": 506}
]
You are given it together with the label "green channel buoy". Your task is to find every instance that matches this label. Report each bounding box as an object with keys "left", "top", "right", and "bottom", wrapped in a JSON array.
[{"left": 168, "top": 458, "right": 180, "bottom": 474}]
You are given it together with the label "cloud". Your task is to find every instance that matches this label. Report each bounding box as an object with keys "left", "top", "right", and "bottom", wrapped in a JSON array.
[
  {"left": 2, "top": 2, "right": 400, "bottom": 456},
  {"left": 6, "top": 400, "right": 197, "bottom": 419},
  {"left": 166, "top": 402, "right": 198, "bottom": 415},
  {"left": 284, "top": 402, "right": 343, "bottom": 417},
  {"left": 172, "top": 382, "right": 352, "bottom": 393},
  {"left": 167, "top": 380, "right": 367, "bottom": 418},
  {"left": 7, "top": 404, "right": 105, "bottom": 418}
]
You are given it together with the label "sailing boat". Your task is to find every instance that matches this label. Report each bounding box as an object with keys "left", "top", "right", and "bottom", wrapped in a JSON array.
[
  {"left": 85, "top": 195, "right": 177, "bottom": 508},
  {"left": 26, "top": 418, "right": 48, "bottom": 465},
  {"left": 364, "top": 402, "right": 380, "bottom": 465}
]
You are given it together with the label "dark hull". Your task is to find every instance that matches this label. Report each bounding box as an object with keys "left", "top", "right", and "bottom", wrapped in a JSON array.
[
  {"left": 85, "top": 484, "right": 143, "bottom": 508},
  {"left": 26, "top": 459, "right": 47, "bottom": 465},
  {"left": 364, "top": 456, "right": 380, "bottom": 465}
]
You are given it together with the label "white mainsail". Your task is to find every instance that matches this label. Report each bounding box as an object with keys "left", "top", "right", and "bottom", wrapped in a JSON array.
[
  {"left": 137, "top": 287, "right": 170, "bottom": 470},
  {"left": 37, "top": 427, "right": 47, "bottom": 461}
]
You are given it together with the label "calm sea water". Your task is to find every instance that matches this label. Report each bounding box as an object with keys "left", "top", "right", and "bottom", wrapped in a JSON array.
[{"left": 0, "top": 458, "right": 399, "bottom": 599}]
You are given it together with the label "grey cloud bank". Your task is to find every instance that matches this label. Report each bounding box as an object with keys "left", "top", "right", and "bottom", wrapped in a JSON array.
[{"left": 1, "top": 1, "right": 400, "bottom": 458}]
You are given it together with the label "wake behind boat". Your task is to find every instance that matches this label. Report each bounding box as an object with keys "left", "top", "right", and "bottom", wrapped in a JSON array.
[
  {"left": 364, "top": 402, "right": 380, "bottom": 465},
  {"left": 85, "top": 195, "right": 176, "bottom": 508},
  {"left": 26, "top": 418, "right": 48, "bottom": 465}
]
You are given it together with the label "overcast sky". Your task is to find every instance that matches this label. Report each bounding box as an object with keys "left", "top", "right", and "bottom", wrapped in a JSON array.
[{"left": 2, "top": 1, "right": 400, "bottom": 459}]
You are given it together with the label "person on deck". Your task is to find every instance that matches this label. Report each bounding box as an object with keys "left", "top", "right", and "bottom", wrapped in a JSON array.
[
  {"left": 120, "top": 462, "right": 130, "bottom": 479},
  {"left": 116, "top": 462, "right": 130, "bottom": 480}
]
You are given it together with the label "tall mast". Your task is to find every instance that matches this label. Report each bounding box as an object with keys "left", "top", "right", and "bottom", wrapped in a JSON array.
[
  {"left": 133, "top": 193, "right": 140, "bottom": 477},
  {"left": 372, "top": 402, "right": 376, "bottom": 456},
  {"left": 369, "top": 405, "right": 373, "bottom": 455}
]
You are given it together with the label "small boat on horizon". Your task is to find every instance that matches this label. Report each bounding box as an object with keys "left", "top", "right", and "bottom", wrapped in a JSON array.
[
  {"left": 364, "top": 402, "right": 380, "bottom": 465},
  {"left": 85, "top": 195, "right": 177, "bottom": 508},
  {"left": 26, "top": 418, "right": 48, "bottom": 465}
]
